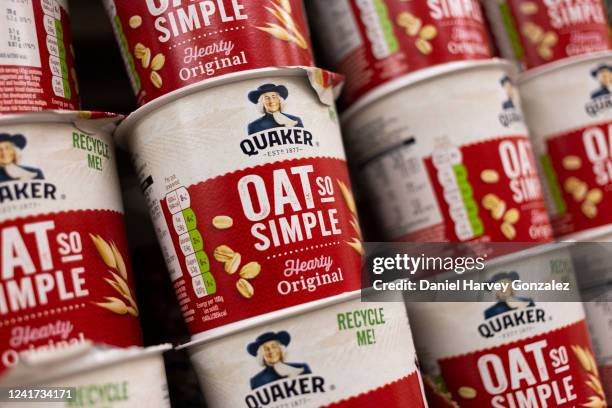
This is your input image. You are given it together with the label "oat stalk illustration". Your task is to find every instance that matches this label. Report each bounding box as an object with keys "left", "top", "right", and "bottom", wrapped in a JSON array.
[
  {"left": 256, "top": 0, "right": 308, "bottom": 49},
  {"left": 90, "top": 234, "right": 139, "bottom": 317},
  {"left": 337, "top": 180, "right": 363, "bottom": 255},
  {"left": 571, "top": 345, "right": 607, "bottom": 408}
]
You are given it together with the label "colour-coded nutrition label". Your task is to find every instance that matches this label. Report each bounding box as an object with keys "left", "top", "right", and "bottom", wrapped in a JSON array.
[
  {"left": 166, "top": 186, "right": 216, "bottom": 299},
  {"left": 0, "top": 0, "right": 78, "bottom": 112},
  {"left": 41, "top": 0, "right": 71, "bottom": 99}
]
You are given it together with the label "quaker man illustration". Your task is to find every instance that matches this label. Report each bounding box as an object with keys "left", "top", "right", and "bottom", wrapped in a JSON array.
[
  {"left": 247, "top": 330, "right": 312, "bottom": 389},
  {"left": 484, "top": 271, "right": 535, "bottom": 319},
  {"left": 591, "top": 63, "right": 612, "bottom": 99},
  {"left": 0, "top": 133, "right": 44, "bottom": 183},
  {"left": 247, "top": 83, "right": 304, "bottom": 135}
]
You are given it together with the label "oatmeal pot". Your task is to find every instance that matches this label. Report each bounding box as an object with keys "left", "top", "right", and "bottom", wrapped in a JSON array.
[
  {"left": 582, "top": 284, "right": 612, "bottom": 401},
  {"left": 341, "top": 59, "right": 553, "bottom": 244},
  {"left": 0, "top": 111, "right": 143, "bottom": 374},
  {"left": 182, "top": 291, "right": 427, "bottom": 408},
  {"left": 0, "top": 0, "right": 79, "bottom": 113},
  {"left": 103, "top": 0, "right": 314, "bottom": 106},
  {"left": 519, "top": 52, "right": 612, "bottom": 239},
  {"left": 116, "top": 67, "right": 363, "bottom": 341},
  {"left": 309, "top": 0, "right": 491, "bottom": 107},
  {"left": 0, "top": 343, "right": 171, "bottom": 407},
  {"left": 482, "top": 0, "right": 611, "bottom": 70},
  {"left": 407, "top": 243, "right": 602, "bottom": 408}
]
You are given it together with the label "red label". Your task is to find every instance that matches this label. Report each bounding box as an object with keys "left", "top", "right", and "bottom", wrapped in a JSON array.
[
  {"left": 323, "top": 372, "right": 427, "bottom": 408},
  {"left": 0, "top": 211, "right": 143, "bottom": 373},
  {"left": 546, "top": 121, "right": 612, "bottom": 237},
  {"left": 424, "top": 378, "right": 461, "bottom": 408},
  {"left": 160, "top": 157, "right": 363, "bottom": 336},
  {"left": 108, "top": 0, "right": 314, "bottom": 105},
  {"left": 320, "top": 0, "right": 491, "bottom": 107},
  {"left": 507, "top": 0, "right": 611, "bottom": 69},
  {"left": 417, "top": 136, "right": 553, "bottom": 243},
  {"left": 0, "top": 1, "right": 79, "bottom": 113},
  {"left": 439, "top": 320, "right": 604, "bottom": 407}
]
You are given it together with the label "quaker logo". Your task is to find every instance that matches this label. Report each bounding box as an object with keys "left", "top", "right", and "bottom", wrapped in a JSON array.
[
  {"left": 244, "top": 330, "right": 327, "bottom": 408},
  {"left": 498, "top": 75, "right": 522, "bottom": 127},
  {"left": 478, "top": 271, "right": 546, "bottom": 339},
  {"left": 240, "top": 83, "right": 315, "bottom": 157},
  {"left": 0, "top": 133, "right": 57, "bottom": 203},
  {"left": 585, "top": 63, "right": 612, "bottom": 116}
]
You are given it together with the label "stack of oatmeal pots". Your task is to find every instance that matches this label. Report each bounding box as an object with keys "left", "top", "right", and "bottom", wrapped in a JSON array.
[
  {"left": 105, "top": 0, "right": 427, "bottom": 406},
  {"left": 483, "top": 0, "right": 612, "bottom": 401},
  {"left": 0, "top": 1, "right": 171, "bottom": 406},
  {"left": 311, "top": 0, "right": 608, "bottom": 406}
]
